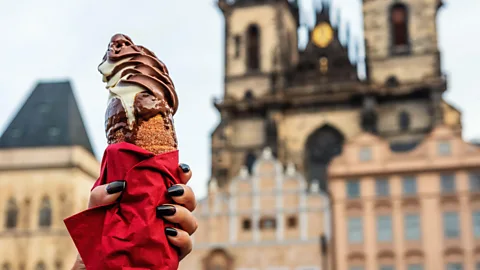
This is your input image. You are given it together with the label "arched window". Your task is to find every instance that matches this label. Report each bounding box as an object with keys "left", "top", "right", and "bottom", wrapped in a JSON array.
[
  {"left": 390, "top": 3, "right": 409, "bottom": 52},
  {"left": 399, "top": 111, "right": 411, "bottom": 131},
  {"left": 22, "top": 198, "right": 31, "bottom": 230},
  {"left": 244, "top": 90, "right": 254, "bottom": 101},
  {"left": 305, "top": 125, "right": 344, "bottom": 191},
  {"left": 203, "top": 249, "right": 232, "bottom": 270},
  {"left": 386, "top": 76, "right": 399, "bottom": 88},
  {"left": 39, "top": 196, "right": 52, "bottom": 228},
  {"left": 2, "top": 263, "right": 11, "bottom": 270},
  {"left": 246, "top": 24, "right": 260, "bottom": 71},
  {"left": 245, "top": 152, "right": 257, "bottom": 174},
  {"left": 35, "top": 262, "right": 45, "bottom": 270},
  {"left": 265, "top": 119, "right": 278, "bottom": 156},
  {"left": 5, "top": 198, "right": 18, "bottom": 229},
  {"left": 361, "top": 110, "right": 378, "bottom": 133}
]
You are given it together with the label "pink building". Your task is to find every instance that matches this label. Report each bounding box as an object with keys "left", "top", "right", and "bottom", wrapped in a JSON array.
[{"left": 329, "top": 125, "right": 480, "bottom": 270}]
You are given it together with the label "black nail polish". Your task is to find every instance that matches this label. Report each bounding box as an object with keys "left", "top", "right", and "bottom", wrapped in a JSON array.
[
  {"left": 156, "top": 205, "right": 176, "bottom": 217},
  {"left": 179, "top": 163, "right": 190, "bottom": 173},
  {"left": 168, "top": 185, "right": 185, "bottom": 197},
  {"left": 106, "top": 181, "right": 126, "bottom": 194},
  {"left": 165, "top": 227, "right": 178, "bottom": 237}
]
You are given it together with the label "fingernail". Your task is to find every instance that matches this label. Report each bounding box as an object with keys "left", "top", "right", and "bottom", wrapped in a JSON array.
[
  {"left": 168, "top": 185, "right": 184, "bottom": 197},
  {"left": 156, "top": 205, "right": 176, "bottom": 217},
  {"left": 165, "top": 227, "right": 178, "bottom": 237},
  {"left": 179, "top": 163, "right": 190, "bottom": 173},
  {"left": 106, "top": 181, "right": 126, "bottom": 194}
]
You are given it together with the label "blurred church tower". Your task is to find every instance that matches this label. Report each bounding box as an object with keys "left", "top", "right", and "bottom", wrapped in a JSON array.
[
  {"left": 211, "top": 0, "right": 460, "bottom": 191},
  {"left": 0, "top": 81, "right": 98, "bottom": 269}
]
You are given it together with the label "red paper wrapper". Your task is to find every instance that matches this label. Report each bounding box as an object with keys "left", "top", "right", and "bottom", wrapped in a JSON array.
[{"left": 64, "top": 142, "right": 181, "bottom": 270}]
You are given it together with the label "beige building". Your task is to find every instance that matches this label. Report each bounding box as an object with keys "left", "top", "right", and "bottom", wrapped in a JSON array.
[
  {"left": 329, "top": 125, "right": 480, "bottom": 270},
  {"left": 180, "top": 148, "right": 330, "bottom": 270},
  {"left": 0, "top": 82, "right": 98, "bottom": 269}
]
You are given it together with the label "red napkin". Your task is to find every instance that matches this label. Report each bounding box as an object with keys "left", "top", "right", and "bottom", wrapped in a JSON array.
[{"left": 64, "top": 142, "right": 181, "bottom": 270}]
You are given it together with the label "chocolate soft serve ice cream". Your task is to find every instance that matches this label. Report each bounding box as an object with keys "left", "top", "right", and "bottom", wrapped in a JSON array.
[{"left": 99, "top": 34, "right": 178, "bottom": 154}]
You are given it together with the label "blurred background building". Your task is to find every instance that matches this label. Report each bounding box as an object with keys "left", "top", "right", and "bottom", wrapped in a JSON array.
[
  {"left": 184, "top": 0, "right": 480, "bottom": 269},
  {"left": 0, "top": 82, "right": 99, "bottom": 269},
  {"left": 0, "top": 0, "right": 479, "bottom": 269},
  {"left": 180, "top": 148, "right": 331, "bottom": 270}
]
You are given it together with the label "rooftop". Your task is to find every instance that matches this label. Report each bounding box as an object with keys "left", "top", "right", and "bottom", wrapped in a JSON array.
[{"left": 0, "top": 81, "right": 94, "bottom": 155}]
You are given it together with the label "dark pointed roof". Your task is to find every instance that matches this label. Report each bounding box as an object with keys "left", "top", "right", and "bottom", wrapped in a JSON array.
[
  {"left": 293, "top": 4, "right": 358, "bottom": 84},
  {"left": 0, "top": 81, "right": 94, "bottom": 155}
]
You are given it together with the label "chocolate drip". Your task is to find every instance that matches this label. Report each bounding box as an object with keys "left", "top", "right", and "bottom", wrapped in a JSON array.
[
  {"left": 100, "top": 34, "right": 179, "bottom": 142},
  {"left": 105, "top": 98, "right": 129, "bottom": 143}
]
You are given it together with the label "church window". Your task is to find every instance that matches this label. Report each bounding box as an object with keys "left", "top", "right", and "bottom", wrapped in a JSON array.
[
  {"left": 305, "top": 125, "right": 344, "bottom": 191},
  {"left": 39, "top": 196, "right": 52, "bottom": 228},
  {"left": 390, "top": 3, "right": 410, "bottom": 54},
  {"left": 361, "top": 110, "right": 377, "bottom": 133},
  {"left": 246, "top": 24, "right": 260, "bottom": 71},
  {"left": 386, "top": 76, "right": 399, "bottom": 88},
  {"left": 265, "top": 119, "right": 278, "bottom": 157},
  {"left": 233, "top": 35, "right": 241, "bottom": 58},
  {"left": 244, "top": 90, "right": 254, "bottom": 101},
  {"left": 399, "top": 111, "right": 410, "bottom": 131},
  {"left": 245, "top": 152, "right": 256, "bottom": 174},
  {"left": 217, "top": 168, "right": 228, "bottom": 178},
  {"left": 5, "top": 198, "right": 18, "bottom": 229}
]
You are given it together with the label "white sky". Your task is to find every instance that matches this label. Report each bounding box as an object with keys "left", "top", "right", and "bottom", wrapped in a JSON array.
[{"left": 0, "top": 0, "right": 479, "bottom": 199}]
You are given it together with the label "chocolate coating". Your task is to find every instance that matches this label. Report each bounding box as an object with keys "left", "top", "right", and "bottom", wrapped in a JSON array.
[{"left": 99, "top": 34, "right": 179, "bottom": 144}]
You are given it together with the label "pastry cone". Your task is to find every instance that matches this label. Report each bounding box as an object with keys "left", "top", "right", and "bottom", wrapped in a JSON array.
[
  {"left": 110, "top": 114, "right": 176, "bottom": 155},
  {"left": 99, "top": 34, "right": 179, "bottom": 154}
]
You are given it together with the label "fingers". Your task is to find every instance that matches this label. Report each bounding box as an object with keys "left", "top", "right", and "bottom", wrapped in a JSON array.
[
  {"left": 178, "top": 163, "right": 192, "bottom": 184},
  {"left": 165, "top": 227, "right": 192, "bottom": 261},
  {"left": 88, "top": 181, "right": 126, "bottom": 208},
  {"left": 156, "top": 204, "right": 198, "bottom": 235},
  {"left": 167, "top": 184, "right": 196, "bottom": 212}
]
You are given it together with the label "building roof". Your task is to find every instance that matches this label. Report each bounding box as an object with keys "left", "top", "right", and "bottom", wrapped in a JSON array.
[{"left": 0, "top": 81, "right": 94, "bottom": 155}]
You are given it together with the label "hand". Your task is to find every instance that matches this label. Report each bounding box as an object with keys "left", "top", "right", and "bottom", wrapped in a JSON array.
[{"left": 71, "top": 163, "right": 197, "bottom": 270}]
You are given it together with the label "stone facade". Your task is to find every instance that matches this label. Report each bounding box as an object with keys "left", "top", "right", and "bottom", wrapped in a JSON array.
[
  {"left": 211, "top": 0, "right": 457, "bottom": 190},
  {"left": 363, "top": 0, "right": 442, "bottom": 84},
  {"left": 0, "top": 146, "right": 98, "bottom": 269},
  {"left": 329, "top": 125, "right": 480, "bottom": 270},
  {"left": 180, "top": 148, "right": 330, "bottom": 270}
]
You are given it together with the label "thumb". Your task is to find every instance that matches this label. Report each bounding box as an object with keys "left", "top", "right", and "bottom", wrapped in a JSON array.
[{"left": 88, "top": 181, "right": 126, "bottom": 208}]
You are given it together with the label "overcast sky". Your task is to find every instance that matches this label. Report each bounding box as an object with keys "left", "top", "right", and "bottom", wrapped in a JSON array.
[{"left": 0, "top": 0, "right": 479, "bottom": 199}]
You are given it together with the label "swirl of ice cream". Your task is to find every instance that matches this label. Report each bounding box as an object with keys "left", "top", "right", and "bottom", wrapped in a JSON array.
[{"left": 98, "top": 34, "right": 179, "bottom": 142}]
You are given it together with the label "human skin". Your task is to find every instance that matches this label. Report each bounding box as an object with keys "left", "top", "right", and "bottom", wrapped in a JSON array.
[{"left": 70, "top": 163, "right": 198, "bottom": 270}]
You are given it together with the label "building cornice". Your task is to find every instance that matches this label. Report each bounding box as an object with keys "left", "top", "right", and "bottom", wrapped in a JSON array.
[{"left": 0, "top": 146, "right": 100, "bottom": 179}]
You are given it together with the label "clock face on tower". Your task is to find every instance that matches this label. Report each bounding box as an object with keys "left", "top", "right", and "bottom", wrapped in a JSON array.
[{"left": 312, "top": 22, "right": 334, "bottom": 48}]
